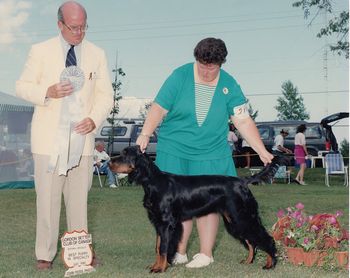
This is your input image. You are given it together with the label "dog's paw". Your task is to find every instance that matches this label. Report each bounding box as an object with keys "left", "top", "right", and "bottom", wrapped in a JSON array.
[{"left": 262, "top": 256, "right": 277, "bottom": 270}]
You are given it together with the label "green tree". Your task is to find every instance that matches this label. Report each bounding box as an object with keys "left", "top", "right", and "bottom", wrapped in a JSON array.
[
  {"left": 293, "top": 0, "right": 349, "bottom": 59},
  {"left": 139, "top": 100, "right": 152, "bottom": 119},
  {"left": 107, "top": 67, "right": 125, "bottom": 155},
  {"left": 339, "top": 139, "right": 349, "bottom": 165},
  {"left": 275, "top": 80, "right": 310, "bottom": 120},
  {"left": 247, "top": 102, "right": 258, "bottom": 121}
]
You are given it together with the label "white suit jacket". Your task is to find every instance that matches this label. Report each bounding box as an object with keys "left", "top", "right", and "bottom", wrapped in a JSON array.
[{"left": 16, "top": 37, "right": 113, "bottom": 156}]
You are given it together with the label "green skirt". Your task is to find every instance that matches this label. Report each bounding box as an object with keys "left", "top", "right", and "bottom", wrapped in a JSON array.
[{"left": 155, "top": 151, "right": 237, "bottom": 177}]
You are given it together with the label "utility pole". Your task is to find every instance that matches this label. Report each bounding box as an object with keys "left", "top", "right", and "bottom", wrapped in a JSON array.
[{"left": 323, "top": 9, "right": 329, "bottom": 116}]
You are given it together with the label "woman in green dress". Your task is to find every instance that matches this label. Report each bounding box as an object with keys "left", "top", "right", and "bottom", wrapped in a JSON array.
[{"left": 137, "top": 37, "right": 273, "bottom": 268}]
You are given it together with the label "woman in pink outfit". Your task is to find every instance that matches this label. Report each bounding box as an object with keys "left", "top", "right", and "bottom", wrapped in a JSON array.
[{"left": 294, "top": 124, "right": 308, "bottom": 185}]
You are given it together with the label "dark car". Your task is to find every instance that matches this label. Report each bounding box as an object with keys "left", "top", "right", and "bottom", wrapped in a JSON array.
[{"left": 234, "top": 121, "right": 327, "bottom": 167}]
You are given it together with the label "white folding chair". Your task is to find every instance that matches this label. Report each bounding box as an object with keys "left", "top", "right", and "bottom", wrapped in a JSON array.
[
  {"left": 325, "top": 153, "right": 349, "bottom": 187},
  {"left": 272, "top": 166, "right": 291, "bottom": 184},
  {"left": 94, "top": 165, "right": 103, "bottom": 188}
]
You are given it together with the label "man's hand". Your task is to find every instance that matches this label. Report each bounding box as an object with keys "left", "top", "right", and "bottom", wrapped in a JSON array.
[
  {"left": 46, "top": 81, "right": 73, "bottom": 99},
  {"left": 74, "top": 117, "right": 96, "bottom": 135}
]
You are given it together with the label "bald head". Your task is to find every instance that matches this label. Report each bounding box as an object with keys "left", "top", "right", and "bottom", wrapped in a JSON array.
[
  {"left": 57, "top": 1, "right": 87, "bottom": 45},
  {"left": 58, "top": 1, "right": 87, "bottom": 22}
]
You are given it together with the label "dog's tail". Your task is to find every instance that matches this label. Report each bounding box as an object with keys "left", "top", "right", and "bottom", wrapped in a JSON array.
[{"left": 245, "top": 156, "right": 287, "bottom": 185}]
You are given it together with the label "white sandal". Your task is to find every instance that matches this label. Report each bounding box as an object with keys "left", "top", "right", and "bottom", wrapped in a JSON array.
[
  {"left": 172, "top": 252, "right": 188, "bottom": 265},
  {"left": 185, "top": 253, "right": 214, "bottom": 268}
]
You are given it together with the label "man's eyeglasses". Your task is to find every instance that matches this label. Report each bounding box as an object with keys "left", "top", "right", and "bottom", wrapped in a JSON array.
[{"left": 62, "top": 21, "right": 88, "bottom": 34}]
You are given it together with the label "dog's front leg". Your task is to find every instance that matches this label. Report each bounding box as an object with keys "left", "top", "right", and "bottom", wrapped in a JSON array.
[{"left": 149, "top": 235, "right": 168, "bottom": 273}]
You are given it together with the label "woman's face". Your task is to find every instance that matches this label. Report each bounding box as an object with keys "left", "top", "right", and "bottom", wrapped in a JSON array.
[{"left": 197, "top": 61, "right": 220, "bottom": 82}]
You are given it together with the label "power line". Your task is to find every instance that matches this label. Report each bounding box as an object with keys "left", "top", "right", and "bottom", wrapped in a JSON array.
[{"left": 246, "top": 89, "right": 348, "bottom": 97}]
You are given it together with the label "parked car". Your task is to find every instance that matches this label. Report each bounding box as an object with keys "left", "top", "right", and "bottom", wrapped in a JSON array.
[
  {"left": 234, "top": 120, "right": 327, "bottom": 167},
  {"left": 256, "top": 121, "right": 327, "bottom": 156},
  {"left": 95, "top": 119, "right": 158, "bottom": 158}
]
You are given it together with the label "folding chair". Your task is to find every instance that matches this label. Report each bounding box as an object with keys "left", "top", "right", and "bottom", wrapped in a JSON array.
[
  {"left": 94, "top": 165, "right": 104, "bottom": 188},
  {"left": 272, "top": 166, "right": 291, "bottom": 184},
  {"left": 325, "top": 153, "right": 349, "bottom": 187}
]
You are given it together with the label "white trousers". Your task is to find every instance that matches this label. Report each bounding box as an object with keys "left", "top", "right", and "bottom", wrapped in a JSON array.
[{"left": 33, "top": 154, "right": 93, "bottom": 261}]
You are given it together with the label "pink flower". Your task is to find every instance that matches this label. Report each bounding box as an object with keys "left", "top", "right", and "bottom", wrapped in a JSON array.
[
  {"left": 328, "top": 216, "right": 337, "bottom": 224},
  {"left": 336, "top": 210, "right": 343, "bottom": 218},
  {"left": 304, "top": 238, "right": 310, "bottom": 244},
  {"left": 311, "top": 225, "right": 319, "bottom": 231},
  {"left": 277, "top": 210, "right": 285, "bottom": 218},
  {"left": 295, "top": 202, "right": 304, "bottom": 210}
]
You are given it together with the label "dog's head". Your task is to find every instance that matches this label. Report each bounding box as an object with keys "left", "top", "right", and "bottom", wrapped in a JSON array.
[
  {"left": 109, "top": 146, "right": 143, "bottom": 174},
  {"left": 110, "top": 146, "right": 154, "bottom": 185}
]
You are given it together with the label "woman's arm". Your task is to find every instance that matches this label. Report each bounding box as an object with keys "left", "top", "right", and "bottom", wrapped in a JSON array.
[
  {"left": 136, "top": 102, "right": 168, "bottom": 152},
  {"left": 231, "top": 115, "right": 273, "bottom": 165}
]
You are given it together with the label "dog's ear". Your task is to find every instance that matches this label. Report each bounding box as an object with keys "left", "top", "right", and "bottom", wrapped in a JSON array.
[{"left": 129, "top": 149, "right": 152, "bottom": 185}]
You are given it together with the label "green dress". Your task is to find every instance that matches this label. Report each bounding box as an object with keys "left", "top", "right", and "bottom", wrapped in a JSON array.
[{"left": 154, "top": 63, "right": 247, "bottom": 177}]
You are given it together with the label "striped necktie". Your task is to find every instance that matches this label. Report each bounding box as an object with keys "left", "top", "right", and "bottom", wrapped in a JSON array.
[{"left": 65, "top": 45, "right": 77, "bottom": 67}]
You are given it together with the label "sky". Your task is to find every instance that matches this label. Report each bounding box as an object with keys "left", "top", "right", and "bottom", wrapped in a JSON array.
[{"left": 0, "top": 0, "right": 349, "bottom": 141}]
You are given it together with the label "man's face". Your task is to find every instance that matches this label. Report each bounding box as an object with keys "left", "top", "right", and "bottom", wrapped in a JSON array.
[
  {"left": 58, "top": 4, "right": 86, "bottom": 45},
  {"left": 96, "top": 144, "right": 105, "bottom": 152}
]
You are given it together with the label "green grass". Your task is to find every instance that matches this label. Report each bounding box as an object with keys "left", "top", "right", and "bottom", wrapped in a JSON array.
[{"left": 0, "top": 168, "right": 348, "bottom": 278}]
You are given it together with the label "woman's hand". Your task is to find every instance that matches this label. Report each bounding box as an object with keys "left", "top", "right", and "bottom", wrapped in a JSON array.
[
  {"left": 136, "top": 134, "right": 150, "bottom": 153},
  {"left": 258, "top": 150, "right": 274, "bottom": 166}
]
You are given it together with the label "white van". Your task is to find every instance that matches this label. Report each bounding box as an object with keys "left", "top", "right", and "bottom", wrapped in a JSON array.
[{"left": 95, "top": 118, "right": 158, "bottom": 158}]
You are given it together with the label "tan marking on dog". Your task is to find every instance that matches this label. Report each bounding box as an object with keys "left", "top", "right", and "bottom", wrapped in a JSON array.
[{"left": 240, "top": 240, "right": 254, "bottom": 264}]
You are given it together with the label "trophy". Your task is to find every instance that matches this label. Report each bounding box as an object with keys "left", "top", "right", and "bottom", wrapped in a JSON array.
[{"left": 60, "top": 66, "right": 85, "bottom": 92}]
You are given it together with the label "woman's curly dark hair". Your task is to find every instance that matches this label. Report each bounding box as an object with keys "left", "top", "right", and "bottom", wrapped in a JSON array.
[{"left": 194, "top": 37, "right": 227, "bottom": 66}]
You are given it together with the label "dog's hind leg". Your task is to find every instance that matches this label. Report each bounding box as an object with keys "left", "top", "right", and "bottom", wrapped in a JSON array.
[
  {"left": 255, "top": 229, "right": 277, "bottom": 269},
  {"left": 238, "top": 217, "right": 277, "bottom": 269},
  {"left": 241, "top": 240, "right": 256, "bottom": 264},
  {"left": 222, "top": 213, "right": 256, "bottom": 264}
]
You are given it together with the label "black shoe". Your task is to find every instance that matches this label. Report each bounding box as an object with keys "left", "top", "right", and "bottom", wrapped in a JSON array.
[{"left": 293, "top": 179, "right": 301, "bottom": 185}]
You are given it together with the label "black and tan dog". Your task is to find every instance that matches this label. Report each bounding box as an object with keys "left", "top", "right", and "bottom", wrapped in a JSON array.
[{"left": 110, "top": 146, "right": 283, "bottom": 273}]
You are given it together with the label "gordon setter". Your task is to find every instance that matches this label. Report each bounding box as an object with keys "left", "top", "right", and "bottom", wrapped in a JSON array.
[{"left": 110, "top": 146, "right": 283, "bottom": 273}]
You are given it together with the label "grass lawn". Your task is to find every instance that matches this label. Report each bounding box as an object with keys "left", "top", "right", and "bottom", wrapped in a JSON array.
[{"left": 0, "top": 167, "right": 348, "bottom": 278}]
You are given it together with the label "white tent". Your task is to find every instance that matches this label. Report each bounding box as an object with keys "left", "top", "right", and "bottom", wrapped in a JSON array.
[
  {"left": 0, "top": 91, "right": 34, "bottom": 189},
  {"left": 0, "top": 94, "right": 153, "bottom": 189}
]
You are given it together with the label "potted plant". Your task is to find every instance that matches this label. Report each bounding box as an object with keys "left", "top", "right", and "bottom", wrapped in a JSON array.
[{"left": 272, "top": 202, "right": 349, "bottom": 269}]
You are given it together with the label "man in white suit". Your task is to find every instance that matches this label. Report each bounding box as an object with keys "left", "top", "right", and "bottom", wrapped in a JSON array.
[{"left": 16, "top": 1, "right": 113, "bottom": 270}]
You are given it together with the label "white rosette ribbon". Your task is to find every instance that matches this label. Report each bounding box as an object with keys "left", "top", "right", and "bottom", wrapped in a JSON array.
[{"left": 60, "top": 66, "right": 85, "bottom": 92}]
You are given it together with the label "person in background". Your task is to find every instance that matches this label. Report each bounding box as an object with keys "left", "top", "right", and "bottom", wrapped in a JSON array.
[
  {"left": 136, "top": 37, "right": 273, "bottom": 268},
  {"left": 16, "top": 1, "right": 113, "bottom": 270},
  {"left": 241, "top": 138, "right": 254, "bottom": 168},
  {"left": 227, "top": 123, "right": 238, "bottom": 154},
  {"left": 272, "top": 129, "right": 293, "bottom": 157},
  {"left": 94, "top": 141, "right": 117, "bottom": 188},
  {"left": 294, "top": 124, "right": 308, "bottom": 185}
]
